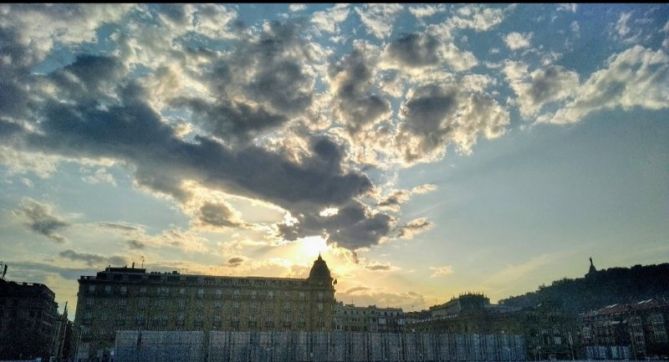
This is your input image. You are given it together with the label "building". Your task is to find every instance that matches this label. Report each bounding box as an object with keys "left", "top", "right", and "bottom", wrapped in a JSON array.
[
  {"left": 52, "top": 302, "right": 77, "bottom": 361},
  {"left": 405, "top": 293, "right": 575, "bottom": 360},
  {"left": 334, "top": 302, "right": 405, "bottom": 332},
  {"left": 579, "top": 298, "right": 669, "bottom": 360},
  {"left": 407, "top": 293, "right": 522, "bottom": 335},
  {"left": 0, "top": 278, "right": 59, "bottom": 360},
  {"left": 74, "top": 255, "right": 336, "bottom": 360}
]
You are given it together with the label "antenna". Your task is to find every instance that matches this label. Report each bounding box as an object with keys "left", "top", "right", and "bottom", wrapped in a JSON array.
[
  {"left": 141, "top": 256, "right": 145, "bottom": 268},
  {"left": 1, "top": 263, "right": 6, "bottom": 280}
]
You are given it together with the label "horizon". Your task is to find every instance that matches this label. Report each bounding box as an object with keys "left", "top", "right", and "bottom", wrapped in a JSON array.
[{"left": 1, "top": 3, "right": 668, "bottom": 318}]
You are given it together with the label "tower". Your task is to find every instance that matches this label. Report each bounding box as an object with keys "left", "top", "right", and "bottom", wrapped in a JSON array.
[{"left": 308, "top": 254, "right": 333, "bottom": 286}]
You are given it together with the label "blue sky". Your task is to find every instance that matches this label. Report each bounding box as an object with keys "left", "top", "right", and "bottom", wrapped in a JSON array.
[{"left": 1, "top": 4, "right": 668, "bottom": 314}]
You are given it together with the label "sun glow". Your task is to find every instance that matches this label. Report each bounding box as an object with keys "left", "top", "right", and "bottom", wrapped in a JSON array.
[{"left": 299, "top": 235, "right": 329, "bottom": 259}]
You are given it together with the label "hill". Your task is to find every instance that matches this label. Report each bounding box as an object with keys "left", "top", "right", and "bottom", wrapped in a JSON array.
[{"left": 499, "top": 261, "right": 669, "bottom": 313}]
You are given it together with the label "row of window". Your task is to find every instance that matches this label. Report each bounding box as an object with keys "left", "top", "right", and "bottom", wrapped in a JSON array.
[
  {"left": 98, "top": 273, "right": 305, "bottom": 287},
  {"left": 86, "top": 285, "right": 328, "bottom": 300}
]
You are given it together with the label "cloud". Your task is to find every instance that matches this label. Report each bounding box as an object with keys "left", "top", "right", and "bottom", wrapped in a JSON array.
[
  {"left": 344, "top": 286, "right": 370, "bottom": 294},
  {"left": 311, "top": 5, "right": 349, "bottom": 34},
  {"left": 167, "top": 98, "right": 288, "bottom": 145},
  {"left": 227, "top": 257, "right": 245, "bottom": 267},
  {"left": 612, "top": 11, "right": 643, "bottom": 44},
  {"left": 504, "top": 32, "right": 532, "bottom": 50},
  {"left": 354, "top": 4, "right": 403, "bottom": 40},
  {"left": 427, "top": 5, "right": 506, "bottom": 41},
  {"left": 0, "top": 4, "right": 134, "bottom": 61},
  {"left": 557, "top": 4, "right": 577, "bottom": 13},
  {"left": 97, "top": 222, "right": 141, "bottom": 232},
  {"left": 449, "top": 5, "right": 506, "bottom": 32},
  {"left": 330, "top": 47, "right": 391, "bottom": 136},
  {"left": 384, "top": 33, "right": 442, "bottom": 68},
  {"left": 59, "top": 249, "right": 128, "bottom": 267},
  {"left": 395, "top": 83, "right": 509, "bottom": 164},
  {"left": 82, "top": 167, "right": 116, "bottom": 186},
  {"left": 546, "top": 45, "right": 669, "bottom": 124},
  {"left": 279, "top": 200, "right": 394, "bottom": 250},
  {"left": 197, "top": 202, "right": 245, "bottom": 229},
  {"left": 397, "top": 217, "right": 433, "bottom": 239},
  {"left": 127, "top": 239, "right": 145, "bottom": 250},
  {"left": 504, "top": 61, "right": 580, "bottom": 118},
  {"left": 429, "top": 265, "right": 454, "bottom": 278},
  {"left": 408, "top": 5, "right": 444, "bottom": 19},
  {"left": 378, "top": 184, "right": 437, "bottom": 211},
  {"left": 289, "top": 4, "right": 306, "bottom": 12},
  {"left": 7, "top": 261, "right": 96, "bottom": 281},
  {"left": 13, "top": 198, "right": 69, "bottom": 243},
  {"left": 365, "top": 262, "right": 398, "bottom": 272}
]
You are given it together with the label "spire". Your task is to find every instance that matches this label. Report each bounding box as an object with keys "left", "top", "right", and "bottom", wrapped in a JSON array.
[{"left": 587, "top": 257, "right": 597, "bottom": 276}]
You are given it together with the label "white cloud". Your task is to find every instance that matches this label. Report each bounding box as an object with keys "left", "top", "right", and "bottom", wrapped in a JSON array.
[
  {"left": 557, "top": 4, "right": 577, "bottom": 13},
  {"left": 429, "top": 265, "right": 454, "bottom": 278},
  {"left": 289, "top": 4, "right": 306, "bottom": 12},
  {"left": 504, "top": 32, "right": 532, "bottom": 50},
  {"left": 408, "top": 5, "right": 443, "bottom": 18},
  {"left": 312, "top": 4, "right": 349, "bottom": 34},
  {"left": 504, "top": 61, "right": 580, "bottom": 118},
  {"left": 547, "top": 46, "right": 669, "bottom": 124},
  {"left": 354, "top": 4, "right": 403, "bottom": 39}
]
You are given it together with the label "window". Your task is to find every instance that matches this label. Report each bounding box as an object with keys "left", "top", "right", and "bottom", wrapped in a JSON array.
[
  {"left": 197, "top": 288, "right": 204, "bottom": 298},
  {"left": 88, "top": 285, "right": 96, "bottom": 292},
  {"left": 120, "top": 286, "right": 127, "bottom": 295},
  {"left": 140, "top": 287, "right": 147, "bottom": 294},
  {"left": 105, "top": 285, "right": 112, "bottom": 294},
  {"left": 215, "top": 289, "right": 222, "bottom": 298}
]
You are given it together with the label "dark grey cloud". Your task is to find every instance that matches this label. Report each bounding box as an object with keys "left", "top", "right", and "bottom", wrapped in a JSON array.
[
  {"left": 386, "top": 33, "right": 441, "bottom": 67},
  {"left": 13, "top": 198, "right": 69, "bottom": 243},
  {"left": 329, "top": 48, "right": 391, "bottom": 135},
  {"left": 0, "top": 18, "right": 399, "bottom": 251},
  {"left": 227, "top": 257, "right": 244, "bottom": 267},
  {"left": 378, "top": 190, "right": 411, "bottom": 209},
  {"left": 127, "top": 239, "right": 145, "bottom": 250},
  {"left": 366, "top": 263, "right": 392, "bottom": 271},
  {"left": 0, "top": 27, "right": 39, "bottom": 120},
  {"left": 197, "top": 202, "right": 242, "bottom": 228},
  {"left": 396, "top": 83, "right": 509, "bottom": 164},
  {"left": 59, "top": 249, "right": 128, "bottom": 267},
  {"left": 171, "top": 97, "right": 286, "bottom": 145},
  {"left": 278, "top": 201, "right": 393, "bottom": 250},
  {"left": 344, "top": 286, "right": 370, "bottom": 294},
  {"left": 194, "top": 20, "right": 314, "bottom": 117},
  {"left": 47, "top": 55, "right": 125, "bottom": 102},
  {"left": 98, "top": 222, "right": 140, "bottom": 232}
]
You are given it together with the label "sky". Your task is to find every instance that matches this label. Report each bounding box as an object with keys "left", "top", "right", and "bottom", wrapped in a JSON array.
[{"left": 0, "top": 4, "right": 668, "bottom": 315}]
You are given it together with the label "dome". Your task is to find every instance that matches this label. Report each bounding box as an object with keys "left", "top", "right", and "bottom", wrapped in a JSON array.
[{"left": 308, "top": 254, "right": 332, "bottom": 282}]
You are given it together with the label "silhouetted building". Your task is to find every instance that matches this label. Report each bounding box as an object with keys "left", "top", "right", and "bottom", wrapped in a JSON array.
[
  {"left": 0, "top": 278, "right": 59, "bottom": 360},
  {"left": 579, "top": 298, "right": 669, "bottom": 360},
  {"left": 74, "top": 255, "right": 336, "bottom": 360},
  {"left": 334, "top": 302, "right": 405, "bottom": 332},
  {"left": 52, "top": 302, "right": 76, "bottom": 361},
  {"left": 407, "top": 293, "right": 522, "bottom": 334}
]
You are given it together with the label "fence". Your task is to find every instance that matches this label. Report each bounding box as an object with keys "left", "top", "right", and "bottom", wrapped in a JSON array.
[{"left": 115, "top": 330, "right": 526, "bottom": 362}]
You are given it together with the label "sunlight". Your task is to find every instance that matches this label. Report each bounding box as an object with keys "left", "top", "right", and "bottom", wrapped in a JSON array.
[{"left": 299, "top": 235, "right": 329, "bottom": 259}]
